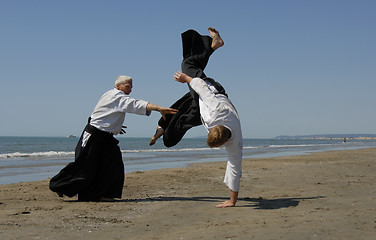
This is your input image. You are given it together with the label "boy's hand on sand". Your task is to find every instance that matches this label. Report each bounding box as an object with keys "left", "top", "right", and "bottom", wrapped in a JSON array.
[{"left": 216, "top": 200, "right": 236, "bottom": 208}]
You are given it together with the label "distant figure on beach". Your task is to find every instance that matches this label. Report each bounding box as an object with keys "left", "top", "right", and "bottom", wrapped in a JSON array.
[
  {"left": 49, "top": 76, "right": 178, "bottom": 201},
  {"left": 150, "top": 28, "right": 243, "bottom": 208}
]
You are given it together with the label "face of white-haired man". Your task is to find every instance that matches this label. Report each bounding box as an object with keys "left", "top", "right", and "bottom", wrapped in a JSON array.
[{"left": 116, "top": 79, "right": 133, "bottom": 95}]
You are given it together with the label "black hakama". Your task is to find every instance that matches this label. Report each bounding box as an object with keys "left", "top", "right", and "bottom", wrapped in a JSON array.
[
  {"left": 49, "top": 123, "right": 124, "bottom": 201},
  {"left": 158, "top": 29, "right": 226, "bottom": 147}
]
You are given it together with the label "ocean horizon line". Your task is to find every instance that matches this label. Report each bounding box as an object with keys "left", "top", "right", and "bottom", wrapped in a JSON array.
[
  {"left": 1, "top": 136, "right": 375, "bottom": 185},
  {"left": 0, "top": 133, "right": 376, "bottom": 140}
]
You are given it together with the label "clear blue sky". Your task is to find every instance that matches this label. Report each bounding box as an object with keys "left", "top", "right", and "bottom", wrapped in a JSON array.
[{"left": 1, "top": 0, "right": 375, "bottom": 138}]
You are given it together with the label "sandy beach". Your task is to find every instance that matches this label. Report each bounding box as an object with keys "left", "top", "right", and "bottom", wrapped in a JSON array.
[{"left": 0, "top": 148, "right": 375, "bottom": 239}]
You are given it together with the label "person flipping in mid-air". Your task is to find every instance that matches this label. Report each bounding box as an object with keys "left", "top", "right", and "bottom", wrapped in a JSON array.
[{"left": 150, "top": 28, "right": 243, "bottom": 208}]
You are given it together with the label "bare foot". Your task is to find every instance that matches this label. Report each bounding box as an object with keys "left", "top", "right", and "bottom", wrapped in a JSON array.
[
  {"left": 208, "top": 27, "right": 224, "bottom": 50},
  {"left": 149, "top": 126, "right": 164, "bottom": 146},
  {"left": 215, "top": 200, "right": 236, "bottom": 208}
]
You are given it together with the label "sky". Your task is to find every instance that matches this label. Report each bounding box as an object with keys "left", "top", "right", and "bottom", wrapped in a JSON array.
[{"left": 0, "top": 0, "right": 375, "bottom": 139}]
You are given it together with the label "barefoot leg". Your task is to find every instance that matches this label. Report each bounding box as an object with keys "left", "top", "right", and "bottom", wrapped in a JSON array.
[
  {"left": 149, "top": 126, "right": 164, "bottom": 146},
  {"left": 208, "top": 27, "right": 224, "bottom": 50}
]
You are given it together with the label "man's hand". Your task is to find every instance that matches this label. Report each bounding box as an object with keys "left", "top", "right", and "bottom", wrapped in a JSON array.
[
  {"left": 215, "top": 200, "right": 236, "bottom": 208},
  {"left": 173, "top": 71, "right": 193, "bottom": 84},
  {"left": 146, "top": 103, "right": 178, "bottom": 120},
  {"left": 160, "top": 107, "right": 178, "bottom": 120}
]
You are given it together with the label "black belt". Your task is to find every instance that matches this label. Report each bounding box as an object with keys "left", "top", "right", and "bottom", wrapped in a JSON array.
[{"left": 203, "top": 77, "right": 228, "bottom": 97}]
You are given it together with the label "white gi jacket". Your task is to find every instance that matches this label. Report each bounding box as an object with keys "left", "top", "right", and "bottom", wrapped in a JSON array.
[
  {"left": 90, "top": 88, "right": 151, "bottom": 135},
  {"left": 189, "top": 78, "right": 243, "bottom": 192}
]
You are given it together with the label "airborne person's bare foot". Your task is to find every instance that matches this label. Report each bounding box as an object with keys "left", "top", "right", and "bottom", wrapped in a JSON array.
[
  {"left": 149, "top": 126, "right": 164, "bottom": 146},
  {"left": 208, "top": 27, "right": 224, "bottom": 51}
]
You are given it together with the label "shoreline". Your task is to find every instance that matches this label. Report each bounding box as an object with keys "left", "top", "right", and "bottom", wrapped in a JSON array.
[
  {"left": 1, "top": 144, "right": 375, "bottom": 185},
  {"left": 1, "top": 148, "right": 375, "bottom": 239}
]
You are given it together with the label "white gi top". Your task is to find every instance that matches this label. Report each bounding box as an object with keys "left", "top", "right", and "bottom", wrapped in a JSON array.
[
  {"left": 90, "top": 88, "right": 151, "bottom": 135},
  {"left": 189, "top": 78, "right": 243, "bottom": 192}
]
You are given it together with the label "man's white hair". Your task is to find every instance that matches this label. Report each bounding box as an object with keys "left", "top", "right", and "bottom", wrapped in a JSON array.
[{"left": 115, "top": 75, "right": 132, "bottom": 87}]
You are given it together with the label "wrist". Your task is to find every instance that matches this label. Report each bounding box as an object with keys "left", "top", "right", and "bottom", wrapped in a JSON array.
[
  {"left": 185, "top": 77, "right": 193, "bottom": 84},
  {"left": 147, "top": 103, "right": 161, "bottom": 112}
]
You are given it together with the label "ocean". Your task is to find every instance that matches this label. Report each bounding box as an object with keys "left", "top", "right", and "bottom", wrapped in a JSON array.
[{"left": 0, "top": 136, "right": 375, "bottom": 185}]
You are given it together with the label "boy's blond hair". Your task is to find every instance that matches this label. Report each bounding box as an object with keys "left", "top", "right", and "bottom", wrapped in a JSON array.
[{"left": 207, "top": 125, "right": 231, "bottom": 148}]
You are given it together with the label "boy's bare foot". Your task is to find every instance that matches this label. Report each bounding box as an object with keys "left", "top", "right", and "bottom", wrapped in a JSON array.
[
  {"left": 215, "top": 200, "right": 236, "bottom": 208},
  {"left": 149, "top": 126, "right": 164, "bottom": 146},
  {"left": 208, "top": 27, "right": 224, "bottom": 50}
]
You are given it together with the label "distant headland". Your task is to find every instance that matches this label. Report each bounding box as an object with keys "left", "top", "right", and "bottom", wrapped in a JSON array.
[{"left": 275, "top": 134, "right": 376, "bottom": 140}]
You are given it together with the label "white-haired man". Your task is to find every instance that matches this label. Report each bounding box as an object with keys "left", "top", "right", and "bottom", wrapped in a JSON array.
[{"left": 50, "top": 75, "right": 178, "bottom": 201}]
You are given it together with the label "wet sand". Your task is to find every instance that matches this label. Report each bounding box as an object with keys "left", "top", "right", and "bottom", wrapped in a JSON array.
[{"left": 0, "top": 148, "right": 375, "bottom": 239}]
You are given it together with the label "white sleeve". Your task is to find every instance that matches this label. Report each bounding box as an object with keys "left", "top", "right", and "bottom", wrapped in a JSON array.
[
  {"left": 223, "top": 140, "right": 243, "bottom": 192},
  {"left": 119, "top": 97, "right": 150, "bottom": 116},
  {"left": 189, "top": 78, "right": 221, "bottom": 111}
]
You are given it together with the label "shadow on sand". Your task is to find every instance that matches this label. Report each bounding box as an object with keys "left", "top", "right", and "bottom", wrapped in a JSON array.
[{"left": 65, "top": 195, "right": 325, "bottom": 209}]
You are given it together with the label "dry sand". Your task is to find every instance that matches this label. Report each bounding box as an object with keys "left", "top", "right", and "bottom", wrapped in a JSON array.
[{"left": 0, "top": 148, "right": 375, "bottom": 239}]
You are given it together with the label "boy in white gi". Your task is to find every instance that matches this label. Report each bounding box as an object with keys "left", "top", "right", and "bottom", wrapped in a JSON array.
[{"left": 151, "top": 28, "right": 243, "bottom": 207}]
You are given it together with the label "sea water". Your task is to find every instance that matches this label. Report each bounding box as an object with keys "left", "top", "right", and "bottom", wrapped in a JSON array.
[{"left": 0, "top": 136, "right": 375, "bottom": 184}]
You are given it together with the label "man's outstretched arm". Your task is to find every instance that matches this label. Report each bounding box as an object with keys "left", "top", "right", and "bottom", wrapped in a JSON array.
[{"left": 146, "top": 103, "right": 178, "bottom": 120}]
